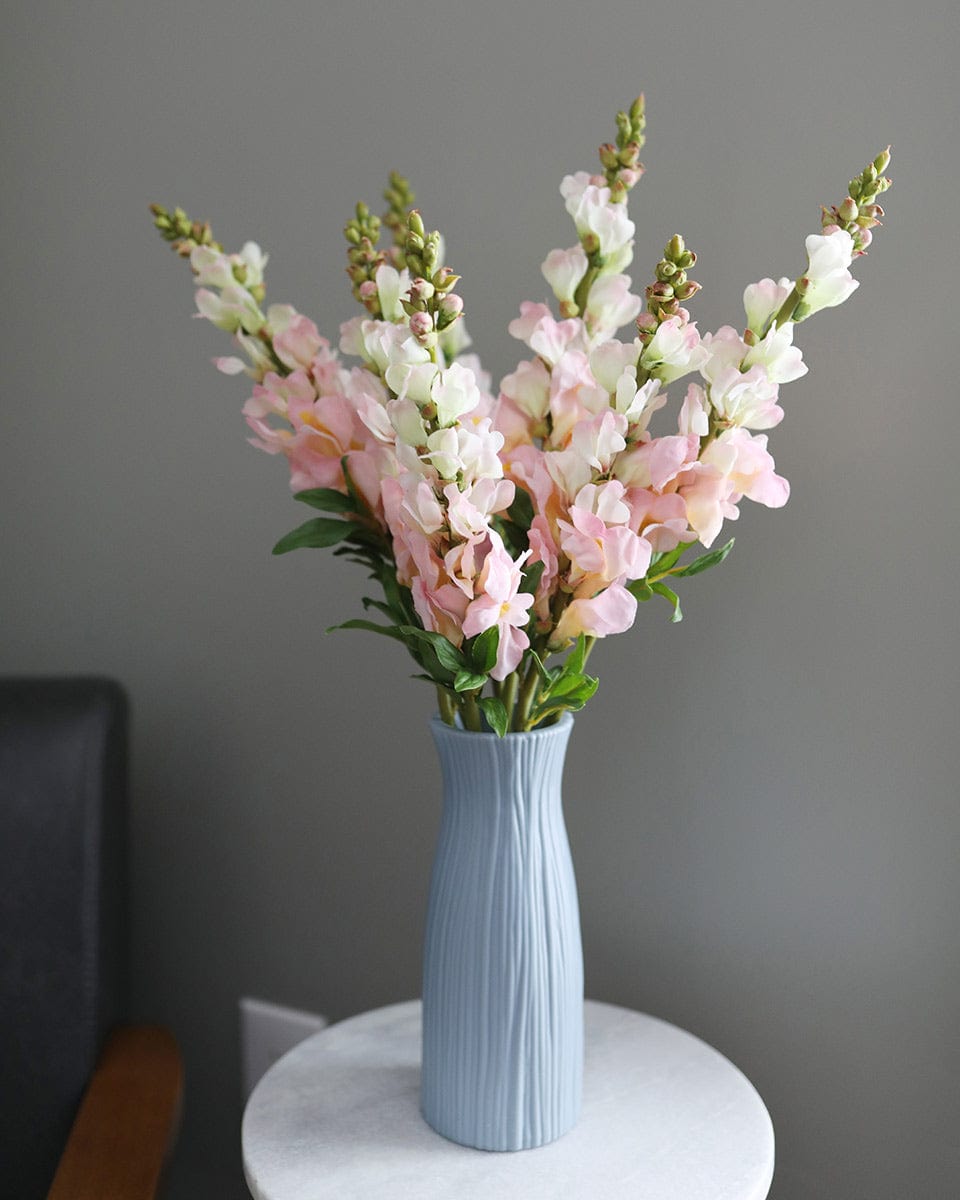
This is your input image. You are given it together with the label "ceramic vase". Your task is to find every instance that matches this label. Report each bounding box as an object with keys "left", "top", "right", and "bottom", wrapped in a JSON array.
[{"left": 421, "top": 713, "right": 583, "bottom": 1151}]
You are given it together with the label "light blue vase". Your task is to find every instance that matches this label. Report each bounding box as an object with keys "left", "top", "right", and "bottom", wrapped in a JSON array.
[{"left": 421, "top": 713, "right": 583, "bottom": 1151}]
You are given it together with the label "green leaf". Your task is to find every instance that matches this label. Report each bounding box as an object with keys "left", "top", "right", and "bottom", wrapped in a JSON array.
[
  {"left": 566, "top": 634, "right": 588, "bottom": 678},
  {"left": 651, "top": 581, "right": 683, "bottom": 622},
  {"left": 478, "top": 696, "right": 509, "bottom": 738},
  {"left": 340, "top": 454, "right": 365, "bottom": 511},
  {"left": 624, "top": 578, "right": 657, "bottom": 600},
  {"left": 548, "top": 670, "right": 595, "bottom": 699},
  {"left": 520, "top": 559, "right": 544, "bottom": 598},
  {"left": 507, "top": 486, "right": 534, "bottom": 532},
  {"left": 628, "top": 580, "right": 654, "bottom": 601},
  {"left": 272, "top": 517, "right": 357, "bottom": 555},
  {"left": 670, "top": 538, "right": 735, "bottom": 578},
  {"left": 527, "top": 649, "right": 553, "bottom": 683},
  {"left": 468, "top": 626, "right": 500, "bottom": 674},
  {"left": 398, "top": 626, "right": 465, "bottom": 673},
  {"left": 361, "top": 597, "right": 397, "bottom": 622},
  {"left": 327, "top": 618, "right": 406, "bottom": 641},
  {"left": 454, "top": 669, "right": 487, "bottom": 693},
  {"left": 293, "top": 488, "right": 358, "bottom": 514},
  {"left": 649, "top": 541, "right": 693, "bottom": 576}
]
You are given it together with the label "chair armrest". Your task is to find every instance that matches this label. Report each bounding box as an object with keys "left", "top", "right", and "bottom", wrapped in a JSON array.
[{"left": 47, "top": 1025, "right": 183, "bottom": 1200}]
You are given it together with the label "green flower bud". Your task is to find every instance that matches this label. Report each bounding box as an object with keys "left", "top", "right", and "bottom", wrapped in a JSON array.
[
  {"left": 838, "top": 196, "right": 859, "bottom": 223},
  {"left": 874, "top": 146, "right": 891, "bottom": 173},
  {"left": 666, "top": 234, "right": 685, "bottom": 261},
  {"left": 599, "top": 142, "right": 619, "bottom": 170}
]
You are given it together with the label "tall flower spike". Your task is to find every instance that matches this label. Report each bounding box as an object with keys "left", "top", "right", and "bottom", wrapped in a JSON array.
[
  {"left": 344, "top": 201, "right": 385, "bottom": 314},
  {"left": 150, "top": 203, "right": 222, "bottom": 259},
  {"left": 600, "top": 94, "right": 646, "bottom": 204},
  {"left": 397, "top": 209, "right": 465, "bottom": 351},
  {"left": 382, "top": 171, "right": 417, "bottom": 265},
  {"left": 821, "top": 147, "right": 892, "bottom": 255},
  {"left": 637, "top": 233, "right": 701, "bottom": 344}
]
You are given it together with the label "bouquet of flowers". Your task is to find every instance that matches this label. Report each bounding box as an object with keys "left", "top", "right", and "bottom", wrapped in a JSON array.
[{"left": 153, "top": 97, "right": 890, "bottom": 735}]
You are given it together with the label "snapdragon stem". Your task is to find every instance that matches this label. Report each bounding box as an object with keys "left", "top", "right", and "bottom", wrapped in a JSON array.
[
  {"left": 500, "top": 672, "right": 519, "bottom": 722},
  {"left": 767, "top": 285, "right": 802, "bottom": 335},
  {"left": 462, "top": 691, "right": 483, "bottom": 732},
  {"left": 437, "top": 686, "right": 457, "bottom": 726},
  {"left": 513, "top": 658, "right": 542, "bottom": 732}
]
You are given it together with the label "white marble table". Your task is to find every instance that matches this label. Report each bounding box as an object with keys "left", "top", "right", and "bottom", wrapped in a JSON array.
[{"left": 242, "top": 999, "right": 775, "bottom": 1200}]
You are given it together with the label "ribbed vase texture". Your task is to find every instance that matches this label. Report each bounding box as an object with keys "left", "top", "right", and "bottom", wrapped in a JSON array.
[{"left": 421, "top": 713, "right": 583, "bottom": 1151}]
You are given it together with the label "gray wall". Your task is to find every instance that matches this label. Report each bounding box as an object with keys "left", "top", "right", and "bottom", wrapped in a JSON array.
[{"left": 2, "top": 1, "right": 958, "bottom": 1196}]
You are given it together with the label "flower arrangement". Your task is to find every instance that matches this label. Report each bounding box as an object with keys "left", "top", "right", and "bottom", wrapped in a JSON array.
[{"left": 153, "top": 97, "right": 890, "bottom": 735}]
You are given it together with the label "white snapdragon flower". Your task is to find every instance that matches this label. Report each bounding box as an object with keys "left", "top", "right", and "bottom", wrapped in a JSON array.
[
  {"left": 561, "top": 174, "right": 635, "bottom": 259},
  {"left": 431, "top": 361, "right": 481, "bottom": 426},
  {"left": 194, "top": 283, "right": 264, "bottom": 334},
  {"left": 424, "top": 418, "right": 504, "bottom": 482},
  {"left": 385, "top": 360, "right": 440, "bottom": 406},
  {"left": 801, "top": 229, "right": 859, "bottom": 314},
  {"left": 742, "top": 322, "right": 807, "bottom": 384},
  {"left": 375, "top": 263, "right": 411, "bottom": 323},
  {"left": 360, "top": 321, "right": 432, "bottom": 374},
  {"left": 743, "top": 277, "right": 793, "bottom": 334},
  {"left": 639, "top": 316, "right": 708, "bottom": 384},
  {"left": 542, "top": 246, "right": 589, "bottom": 306},
  {"left": 589, "top": 338, "right": 642, "bottom": 393},
  {"left": 387, "top": 397, "right": 428, "bottom": 447},
  {"left": 583, "top": 274, "right": 643, "bottom": 342},
  {"left": 612, "top": 369, "right": 665, "bottom": 433},
  {"left": 499, "top": 358, "right": 551, "bottom": 422}
]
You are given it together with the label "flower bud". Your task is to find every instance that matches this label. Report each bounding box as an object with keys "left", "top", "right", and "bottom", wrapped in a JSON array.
[
  {"left": 838, "top": 196, "right": 859, "bottom": 223},
  {"left": 599, "top": 142, "right": 619, "bottom": 170},
  {"left": 874, "top": 146, "right": 892, "bottom": 173},
  {"left": 674, "top": 279, "right": 701, "bottom": 301},
  {"left": 408, "top": 211, "right": 425, "bottom": 237},
  {"left": 666, "top": 234, "right": 685, "bottom": 261},
  {"left": 648, "top": 281, "right": 674, "bottom": 301},
  {"left": 581, "top": 232, "right": 601, "bottom": 255},
  {"left": 409, "top": 277, "right": 435, "bottom": 304},
  {"left": 410, "top": 310, "right": 434, "bottom": 340},
  {"left": 438, "top": 293, "right": 463, "bottom": 319},
  {"left": 433, "top": 268, "right": 461, "bottom": 292}
]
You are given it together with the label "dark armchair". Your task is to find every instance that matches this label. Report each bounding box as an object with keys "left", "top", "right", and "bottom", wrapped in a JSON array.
[{"left": 0, "top": 678, "right": 182, "bottom": 1199}]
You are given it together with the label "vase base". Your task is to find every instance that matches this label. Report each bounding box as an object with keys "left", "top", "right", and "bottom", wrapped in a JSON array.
[{"left": 420, "top": 1103, "right": 581, "bottom": 1153}]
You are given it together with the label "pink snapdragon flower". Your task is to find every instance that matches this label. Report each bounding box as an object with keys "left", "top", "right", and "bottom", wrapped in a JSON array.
[
  {"left": 558, "top": 481, "right": 652, "bottom": 591},
  {"left": 551, "top": 584, "right": 638, "bottom": 646},
  {"left": 508, "top": 303, "right": 584, "bottom": 366},
  {"left": 461, "top": 535, "right": 535, "bottom": 680},
  {"left": 547, "top": 350, "right": 610, "bottom": 446}
]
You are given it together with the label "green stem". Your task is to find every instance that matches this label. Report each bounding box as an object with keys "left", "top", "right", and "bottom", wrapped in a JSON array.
[
  {"left": 461, "top": 691, "right": 483, "bottom": 732},
  {"left": 514, "top": 658, "right": 542, "bottom": 732},
  {"left": 573, "top": 259, "right": 602, "bottom": 316},
  {"left": 766, "top": 284, "right": 802, "bottom": 336},
  {"left": 437, "top": 686, "right": 457, "bottom": 726},
  {"left": 500, "top": 672, "right": 519, "bottom": 727}
]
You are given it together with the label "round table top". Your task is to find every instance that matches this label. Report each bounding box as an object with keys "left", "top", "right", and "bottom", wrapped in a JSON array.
[{"left": 242, "top": 999, "right": 774, "bottom": 1200}]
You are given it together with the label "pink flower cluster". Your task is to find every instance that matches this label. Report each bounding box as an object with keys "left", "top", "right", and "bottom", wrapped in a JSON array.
[{"left": 188, "top": 165, "right": 867, "bottom": 674}]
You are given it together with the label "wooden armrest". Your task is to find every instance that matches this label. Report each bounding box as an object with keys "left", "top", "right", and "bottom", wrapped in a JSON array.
[{"left": 47, "top": 1025, "right": 183, "bottom": 1200}]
